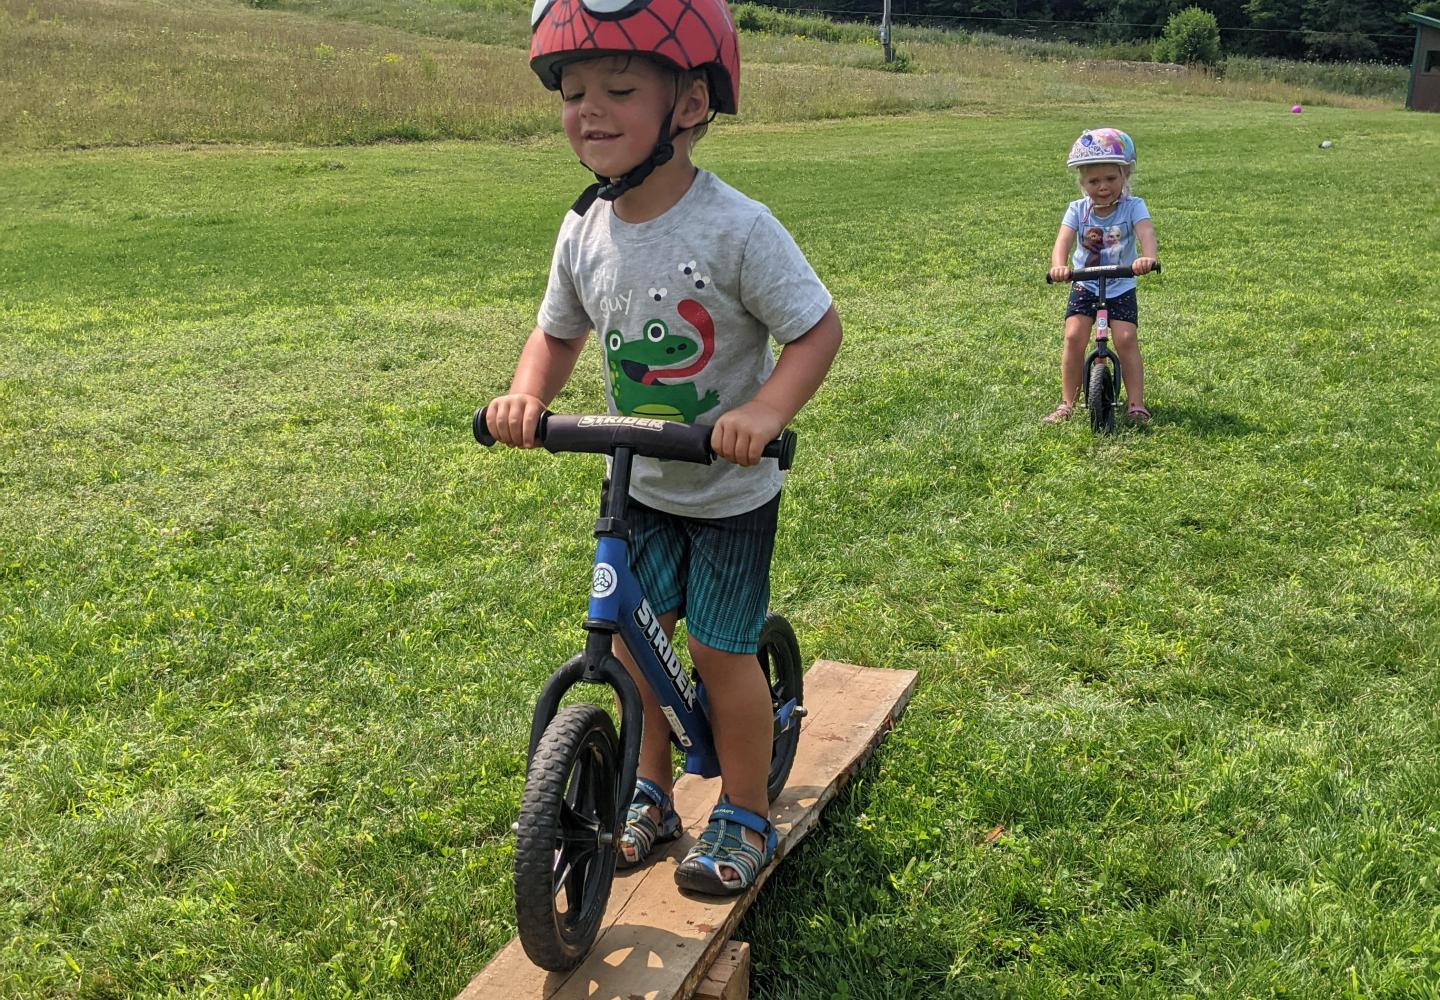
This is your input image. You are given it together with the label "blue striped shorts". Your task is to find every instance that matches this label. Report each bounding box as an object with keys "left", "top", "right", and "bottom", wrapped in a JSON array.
[{"left": 626, "top": 492, "right": 781, "bottom": 655}]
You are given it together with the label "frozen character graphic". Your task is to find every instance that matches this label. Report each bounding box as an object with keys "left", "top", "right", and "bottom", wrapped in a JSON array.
[
  {"left": 1081, "top": 226, "right": 1105, "bottom": 268},
  {"left": 605, "top": 295, "right": 721, "bottom": 422},
  {"left": 1102, "top": 225, "right": 1125, "bottom": 265}
]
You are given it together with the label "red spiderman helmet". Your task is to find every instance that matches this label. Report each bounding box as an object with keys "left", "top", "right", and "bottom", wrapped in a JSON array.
[{"left": 530, "top": 0, "right": 741, "bottom": 115}]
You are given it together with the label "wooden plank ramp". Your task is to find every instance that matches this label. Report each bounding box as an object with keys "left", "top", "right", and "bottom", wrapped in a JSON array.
[{"left": 457, "top": 660, "right": 919, "bottom": 1000}]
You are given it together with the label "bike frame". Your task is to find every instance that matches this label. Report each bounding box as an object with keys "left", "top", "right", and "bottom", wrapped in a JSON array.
[
  {"left": 1081, "top": 273, "right": 1123, "bottom": 401},
  {"left": 523, "top": 444, "right": 800, "bottom": 806}
]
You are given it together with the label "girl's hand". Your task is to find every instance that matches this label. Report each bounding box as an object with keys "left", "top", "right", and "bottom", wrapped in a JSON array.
[
  {"left": 486, "top": 392, "right": 547, "bottom": 448},
  {"left": 1048, "top": 265, "right": 1071, "bottom": 283},
  {"left": 1132, "top": 257, "right": 1156, "bottom": 276},
  {"left": 711, "top": 402, "right": 785, "bottom": 468}
]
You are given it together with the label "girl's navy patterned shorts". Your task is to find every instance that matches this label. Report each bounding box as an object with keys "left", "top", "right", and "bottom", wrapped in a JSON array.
[
  {"left": 626, "top": 491, "right": 781, "bottom": 655},
  {"left": 1065, "top": 285, "right": 1139, "bottom": 325}
]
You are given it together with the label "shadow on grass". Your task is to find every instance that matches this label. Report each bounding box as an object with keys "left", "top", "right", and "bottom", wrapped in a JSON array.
[{"left": 1155, "top": 402, "right": 1264, "bottom": 438}]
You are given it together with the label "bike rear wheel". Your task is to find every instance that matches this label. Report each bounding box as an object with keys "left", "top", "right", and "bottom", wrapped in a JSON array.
[
  {"left": 1087, "top": 359, "right": 1115, "bottom": 435},
  {"left": 759, "top": 613, "right": 804, "bottom": 803},
  {"left": 513, "top": 704, "right": 620, "bottom": 971}
]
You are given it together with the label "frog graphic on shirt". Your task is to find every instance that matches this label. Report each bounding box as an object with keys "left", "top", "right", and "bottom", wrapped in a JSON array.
[{"left": 604, "top": 296, "right": 720, "bottom": 422}]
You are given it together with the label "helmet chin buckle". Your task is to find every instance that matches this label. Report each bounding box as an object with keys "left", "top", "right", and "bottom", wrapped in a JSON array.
[
  {"left": 597, "top": 140, "right": 673, "bottom": 202},
  {"left": 570, "top": 141, "right": 674, "bottom": 216}
]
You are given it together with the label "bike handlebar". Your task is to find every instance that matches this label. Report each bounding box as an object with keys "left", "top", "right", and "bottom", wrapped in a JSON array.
[
  {"left": 1046, "top": 261, "right": 1162, "bottom": 283},
  {"left": 473, "top": 408, "right": 796, "bottom": 471}
]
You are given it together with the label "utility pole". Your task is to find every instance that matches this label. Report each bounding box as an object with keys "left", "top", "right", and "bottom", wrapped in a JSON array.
[{"left": 881, "top": 0, "right": 893, "bottom": 62}]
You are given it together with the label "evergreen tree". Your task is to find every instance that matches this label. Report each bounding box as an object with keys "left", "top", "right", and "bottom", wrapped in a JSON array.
[
  {"left": 746, "top": 0, "right": 1419, "bottom": 63},
  {"left": 1243, "top": 0, "right": 1305, "bottom": 55}
]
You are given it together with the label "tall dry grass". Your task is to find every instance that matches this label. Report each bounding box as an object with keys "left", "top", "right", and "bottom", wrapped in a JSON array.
[
  {"left": 0, "top": 0, "right": 1400, "bottom": 149},
  {"left": 1221, "top": 53, "right": 1406, "bottom": 100},
  {"left": 0, "top": 0, "right": 551, "bottom": 147}
]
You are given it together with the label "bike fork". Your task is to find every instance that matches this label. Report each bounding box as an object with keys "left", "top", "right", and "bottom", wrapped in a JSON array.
[{"left": 1082, "top": 305, "right": 1123, "bottom": 400}]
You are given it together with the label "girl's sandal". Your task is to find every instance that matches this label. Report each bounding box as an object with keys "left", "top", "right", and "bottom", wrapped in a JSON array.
[
  {"left": 674, "top": 798, "right": 777, "bottom": 896},
  {"left": 1043, "top": 402, "right": 1074, "bottom": 424},
  {"left": 617, "top": 777, "right": 681, "bottom": 870},
  {"left": 1126, "top": 405, "right": 1152, "bottom": 425}
]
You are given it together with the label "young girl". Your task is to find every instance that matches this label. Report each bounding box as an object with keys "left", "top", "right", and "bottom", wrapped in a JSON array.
[{"left": 1044, "top": 128, "right": 1158, "bottom": 425}]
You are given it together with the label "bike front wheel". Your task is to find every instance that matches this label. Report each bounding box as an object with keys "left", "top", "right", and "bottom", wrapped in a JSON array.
[
  {"left": 513, "top": 704, "right": 620, "bottom": 971},
  {"left": 1087, "top": 359, "right": 1116, "bottom": 435},
  {"left": 758, "top": 613, "right": 804, "bottom": 803}
]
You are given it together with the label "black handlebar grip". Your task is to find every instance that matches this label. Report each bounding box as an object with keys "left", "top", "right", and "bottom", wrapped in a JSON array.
[
  {"left": 473, "top": 406, "right": 551, "bottom": 448},
  {"left": 472, "top": 406, "right": 496, "bottom": 446},
  {"left": 763, "top": 429, "right": 796, "bottom": 471}
]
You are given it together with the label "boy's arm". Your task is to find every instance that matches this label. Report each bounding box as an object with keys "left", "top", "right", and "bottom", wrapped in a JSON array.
[
  {"left": 1132, "top": 219, "right": 1158, "bottom": 275},
  {"left": 711, "top": 305, "right": 842, "bottom": 467},
  {"left": 1049, "top": 224, "right": 1076, "bottom": 282},
  {"left": 487, "top": 326, "right": 588, "bottom": 448}
]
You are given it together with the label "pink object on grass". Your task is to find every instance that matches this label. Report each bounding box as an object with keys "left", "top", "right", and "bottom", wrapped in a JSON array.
[{"left": 1290, "top": 104, "right": 1303, "bottom": 113}]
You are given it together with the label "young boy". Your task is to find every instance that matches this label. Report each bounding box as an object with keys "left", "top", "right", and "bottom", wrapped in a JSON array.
[{"left": 486, "top": 0, "right": 842, "bottom": 895}]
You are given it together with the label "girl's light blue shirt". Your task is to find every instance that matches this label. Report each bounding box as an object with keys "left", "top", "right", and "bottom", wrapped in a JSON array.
[{"left": 1063, "top": 196, "right": 1151, "bottom": 296}]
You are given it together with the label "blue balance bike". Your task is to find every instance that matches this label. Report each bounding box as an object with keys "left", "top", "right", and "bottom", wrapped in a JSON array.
[
  {"left": 473, "top": 409, "right": 806, "bottom": 971},
  {"left": 1047, "top": 261, "right": 1162, "bottom": 434}
]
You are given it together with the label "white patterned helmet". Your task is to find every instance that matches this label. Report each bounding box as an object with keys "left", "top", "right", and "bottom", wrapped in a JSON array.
[{"left": 1067, "top": 128, "right": 1136, "bottom": 168}]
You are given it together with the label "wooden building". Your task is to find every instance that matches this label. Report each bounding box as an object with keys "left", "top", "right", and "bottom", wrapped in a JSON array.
[{"left": 1407, "top": 12, "right": 1440, "bottom": 112}]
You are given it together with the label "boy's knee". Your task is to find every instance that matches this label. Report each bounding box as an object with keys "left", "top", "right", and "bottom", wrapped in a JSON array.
[
  {"left": 1063, "top": 325, "right": 1091, "bottom": 347},
  {"left": 687, "top": 634, "right": 751, "bottom": 671},
  {"left": 687, "top": 634, "right": 721, "bottom": 666}
]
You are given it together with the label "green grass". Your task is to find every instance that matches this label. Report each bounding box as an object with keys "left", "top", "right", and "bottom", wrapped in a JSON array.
[
  {"left": 3, "top": 1, "right": 1440, "bottom": 997},
  {"left": 5, "top": 102, "right": 1439, "bottom": 998}
]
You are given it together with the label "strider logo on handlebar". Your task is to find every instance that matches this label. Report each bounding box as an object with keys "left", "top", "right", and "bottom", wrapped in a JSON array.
[
  {"left": 577, "top": 415, "right": 667, "bottom": 432},
  {"left": 634, "top": 599, "right": 697, "bottom": 720}
]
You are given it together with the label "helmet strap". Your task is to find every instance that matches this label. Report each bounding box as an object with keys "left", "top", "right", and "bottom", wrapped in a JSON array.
[
  {"left": 570, "top": 134, "right": 673, "bottom": 215},
  {"left": 595, "top": 134, "right": 674, "bottom": 203}
]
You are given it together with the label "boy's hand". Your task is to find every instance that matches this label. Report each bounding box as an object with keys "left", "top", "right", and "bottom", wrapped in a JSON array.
[
  {"left": 1048, "top": 265, "right": 1071, "bottom": 283},
  {"left": 711, "top": 402, "right": 786, "bottom": 468},
  {"left": 1132, "top": 257, "right": 1156, "bottom": 275},
  {"left": 486, "top": 393, "right": 547, "bottom": 448}
]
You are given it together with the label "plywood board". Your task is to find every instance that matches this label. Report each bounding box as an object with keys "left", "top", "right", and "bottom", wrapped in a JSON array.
[
  {"left": 693, "top": 940, "right": 749, "bottom": 1000},
  {"left": 456, "top": 660, "right": 919, "bottom": 1000}
]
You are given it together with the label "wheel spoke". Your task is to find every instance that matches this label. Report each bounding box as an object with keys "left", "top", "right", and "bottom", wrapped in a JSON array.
[
  {"left": 559, "top": 801, "right": 603, "bottom": 844},
  {"left": 562, "top": 853, "right": 592, "bottom": 919},
  {"left": 551, "top": 853, "right": 572, "bottom": 900}
]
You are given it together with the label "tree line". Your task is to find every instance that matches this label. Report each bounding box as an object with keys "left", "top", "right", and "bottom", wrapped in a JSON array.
[{"left": 759, "top": 0, "right": 1436, "bottom": 62}]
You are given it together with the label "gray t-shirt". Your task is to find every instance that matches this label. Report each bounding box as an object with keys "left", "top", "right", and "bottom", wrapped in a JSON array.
[{"left": 537, "top": 170, "right": 832, "bottom": 519}]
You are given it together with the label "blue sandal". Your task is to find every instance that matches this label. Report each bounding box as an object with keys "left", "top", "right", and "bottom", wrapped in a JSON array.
[
  {"left": 674, "top": 798, "right": 776, "bottom": 896},
  {"left": 617, "top": 777, "right": 681, "bottom": 869}
]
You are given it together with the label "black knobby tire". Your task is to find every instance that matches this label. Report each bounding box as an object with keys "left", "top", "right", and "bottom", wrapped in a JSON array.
[
  {"left": 1087, "top": 360, "right": 1115, "bottom": 435},
  {"left": 758, "top": 613, "right": 804, "bottom": 803},
  {"left": 513, "top": 704, "right": 620, "bottom": 971}
]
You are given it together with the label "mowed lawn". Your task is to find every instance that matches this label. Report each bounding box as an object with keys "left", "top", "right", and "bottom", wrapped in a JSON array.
[{"left": 2, "top": 100, "right": 1439, "bottom": 999}]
